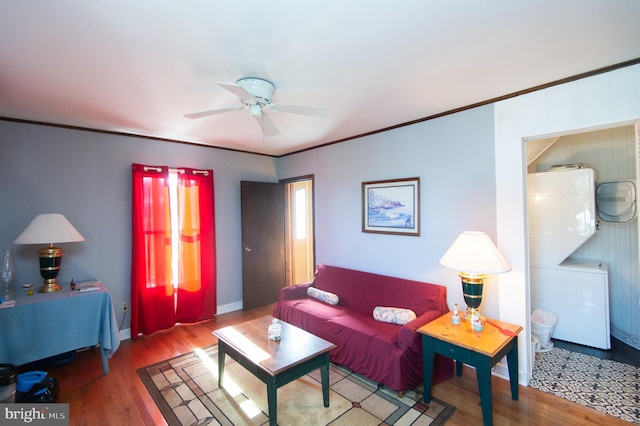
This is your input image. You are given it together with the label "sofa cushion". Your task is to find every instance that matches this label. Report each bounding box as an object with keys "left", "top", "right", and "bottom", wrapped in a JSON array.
[
  {"left": 373, "top": 306, "right": 417, "bottom": 325},
  {"left": 274, "top": 299, "right": 349, "bottom": 336},
  {"left": 307, "top": 287, "right": 339, "bottom": 305}
]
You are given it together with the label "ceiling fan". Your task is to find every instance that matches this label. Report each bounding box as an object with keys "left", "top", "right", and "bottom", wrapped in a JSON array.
[{"left": 185, "top": 77, "right": 327, "bottom": 137}]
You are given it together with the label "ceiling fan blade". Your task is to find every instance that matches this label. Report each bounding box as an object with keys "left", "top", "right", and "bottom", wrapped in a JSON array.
[
  {"left": 217, "top": 81, "right": 256, "bottom": 102},
  {"left": 184, "top": 106, "right": 244, "bottom": 119},
  {"left": 268, "top": 103, "right": 327, "bottom": 117},
  {"left": 253, "top": 112, "right": 280, "bottom": 137}
]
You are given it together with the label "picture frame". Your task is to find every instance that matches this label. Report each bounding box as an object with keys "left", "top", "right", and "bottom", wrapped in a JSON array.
[{"left": 362, "top": 177, "right": 420, "bottom": 236}]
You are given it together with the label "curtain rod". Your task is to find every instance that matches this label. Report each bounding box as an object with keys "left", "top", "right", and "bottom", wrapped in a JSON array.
[{"left": 143, "top": 166, "right": 209, "bottom": 176}]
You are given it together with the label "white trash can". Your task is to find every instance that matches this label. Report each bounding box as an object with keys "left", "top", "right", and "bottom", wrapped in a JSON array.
[{"left": 531, "top": 309, "right": 557, "bottom": 352}]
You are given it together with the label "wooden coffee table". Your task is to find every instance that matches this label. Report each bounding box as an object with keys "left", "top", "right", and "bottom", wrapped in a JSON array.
[{"left": 213, "top": 316, "right": 336, "bottom": 426}]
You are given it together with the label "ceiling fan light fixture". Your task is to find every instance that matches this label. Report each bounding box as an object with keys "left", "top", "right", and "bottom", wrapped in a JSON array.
[
  {"left": 184, "top": 76, "right": 326, "bottom": 138},
  {"left": 249, "top": 104, "right": 262, "bottom": 117}
]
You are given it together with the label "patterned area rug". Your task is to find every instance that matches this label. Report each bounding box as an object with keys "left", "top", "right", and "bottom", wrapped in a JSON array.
[
  {"left": 529, "top": 347, "right": 640, "bottom": 424},
  {"left": 138, "top": 345, "right": 456, "bottom": 426}
]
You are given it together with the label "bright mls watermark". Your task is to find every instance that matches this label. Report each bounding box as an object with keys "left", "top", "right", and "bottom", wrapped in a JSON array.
[{"left": 2, "top": 404, "right": 69, "bottom": 425}]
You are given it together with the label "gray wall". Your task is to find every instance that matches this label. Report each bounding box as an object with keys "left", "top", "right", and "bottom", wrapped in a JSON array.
[
  {"left": 0, "top": 121, "right": 278, "bottom": 333},
  {"left": 278, "top": 105, "right": 499, "bottom": 314}
]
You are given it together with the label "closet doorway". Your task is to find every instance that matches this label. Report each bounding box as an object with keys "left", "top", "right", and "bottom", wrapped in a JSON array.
[{"left": 525, "top": 123, "right": 640, "bottom": 353}]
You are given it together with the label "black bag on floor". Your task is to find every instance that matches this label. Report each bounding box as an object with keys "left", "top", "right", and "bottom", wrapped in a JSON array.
[{"left": 16, "top": 377, "right": 59, "bottom": 403}]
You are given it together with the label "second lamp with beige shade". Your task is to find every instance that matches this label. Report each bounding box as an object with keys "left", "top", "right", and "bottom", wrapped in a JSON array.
[
  {"left": 440, "top": 231, "right": 511, "bottom": 323},
  {"left": 14, "top": 214, "right": 85, "bottom": 293}
]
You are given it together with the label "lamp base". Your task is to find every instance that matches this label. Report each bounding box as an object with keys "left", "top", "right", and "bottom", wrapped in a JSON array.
[
  {"left": 38, "top": 245, "right": 63, "bottom": 293},
  {"left": 38, "top": 278, "right": 62, "bottom": 293},
  {"left": 459, "top": 272, "right": 486, "bottom": 329},
  {"left": 462, "top": 307, "right": 485, "bottom": 324}
]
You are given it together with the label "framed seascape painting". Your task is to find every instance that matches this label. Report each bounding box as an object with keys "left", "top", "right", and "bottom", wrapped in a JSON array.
[{"left": 362, "top": 177, "right": 420, "bottom": 236}]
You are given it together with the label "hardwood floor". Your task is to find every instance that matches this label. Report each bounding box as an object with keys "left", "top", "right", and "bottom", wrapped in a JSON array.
[{"left": 44, "top": 304, "right": 631, "bottom": 425}]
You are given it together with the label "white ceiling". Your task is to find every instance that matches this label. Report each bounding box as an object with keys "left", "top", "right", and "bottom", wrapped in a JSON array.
[{"left": 1, "top": 1, "right": 640, "bottom": 156}]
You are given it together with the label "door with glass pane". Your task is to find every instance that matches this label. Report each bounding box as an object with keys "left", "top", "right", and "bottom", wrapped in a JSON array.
[{"left": 285, "top": 179, "right": 314, "bottom": 285}]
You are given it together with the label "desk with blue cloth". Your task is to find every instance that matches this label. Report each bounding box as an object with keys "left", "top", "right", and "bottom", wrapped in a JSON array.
[{"left": 0, "top": 284, "right": 120, "bottom": 373}]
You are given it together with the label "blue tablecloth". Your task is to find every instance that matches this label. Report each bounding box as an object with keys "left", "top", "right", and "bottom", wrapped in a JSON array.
[{"left": 0, "top": 285, "right": 120, "bottom": 373}]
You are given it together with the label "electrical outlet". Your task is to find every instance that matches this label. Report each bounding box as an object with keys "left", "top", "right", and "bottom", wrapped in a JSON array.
[{"left": 122, "top": 301, "right": 128, "bottom": 312}]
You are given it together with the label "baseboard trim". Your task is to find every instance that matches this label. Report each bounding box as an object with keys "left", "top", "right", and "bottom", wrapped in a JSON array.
[
  {"left": 217, "top": 301, "right": 243, "bottom": 314},
  {"left": 119, "top": 301, "right": 244, "bottom": 342},
  {"left": 119, "top": 328, "right": 131, "bottom": 341},
  {"left": 492, "top": 359, "right": 529, "bottom": 386}
]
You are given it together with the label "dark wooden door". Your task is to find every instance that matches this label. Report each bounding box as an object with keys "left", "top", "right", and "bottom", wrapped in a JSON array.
[{"left": 241, "top": 181, "right": 286, "bottom": 310}]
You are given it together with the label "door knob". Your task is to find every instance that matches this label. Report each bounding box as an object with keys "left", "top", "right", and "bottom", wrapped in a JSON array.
[{"left": 244, "top": 247, "right": 251, "bottom": 252}]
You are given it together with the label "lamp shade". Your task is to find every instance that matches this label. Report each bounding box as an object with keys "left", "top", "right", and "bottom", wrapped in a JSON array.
[
  {"left": 14, "top": 214, "right": 85, "bottom": 245},
  {"left": 439, "top": 231, "right": 511, "bottom": 274}
]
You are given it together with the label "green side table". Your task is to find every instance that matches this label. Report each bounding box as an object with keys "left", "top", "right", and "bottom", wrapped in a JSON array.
[{"left": 419, "top": 313, "right": 522, "bottom": 426}]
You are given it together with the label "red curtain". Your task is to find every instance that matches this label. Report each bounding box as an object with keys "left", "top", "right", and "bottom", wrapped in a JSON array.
[
  {"left": 131, "top": 164, "right": 216, "bottom": 339},
  {"left": 175, "top": 168, "right": 216, "bottom": 322}
]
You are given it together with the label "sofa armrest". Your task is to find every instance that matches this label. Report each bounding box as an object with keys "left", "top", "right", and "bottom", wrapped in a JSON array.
[
  {"left": 397, "top": 310, "right": 442, "bottom": 352},
  {"left": 278, "top": 281, "right": 314, "bottom": 301}
]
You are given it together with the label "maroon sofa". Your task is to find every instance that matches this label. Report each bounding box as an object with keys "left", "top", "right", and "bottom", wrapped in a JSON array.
[{"left": 273, "top": 264, "right": 453, "bottom": 393}]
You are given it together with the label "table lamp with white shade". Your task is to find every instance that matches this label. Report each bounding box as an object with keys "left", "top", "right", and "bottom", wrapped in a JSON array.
[
  {"left": 14, "top": 214, "right": 85, "bottom": 293},
  {"left": 439, "top": 231, "right": 511, "bottom": 323}
]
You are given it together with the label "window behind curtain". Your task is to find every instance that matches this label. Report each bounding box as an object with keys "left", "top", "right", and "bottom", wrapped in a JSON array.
[{"left": 131, "top": 164, "right": 216, "bottom": 338}]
